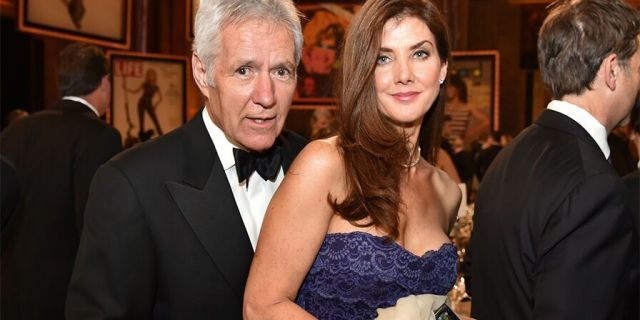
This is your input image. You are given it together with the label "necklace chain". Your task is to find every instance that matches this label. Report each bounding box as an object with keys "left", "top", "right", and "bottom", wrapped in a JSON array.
[{"left": 402, "top": 146, "right": 421, "bottom": 168}]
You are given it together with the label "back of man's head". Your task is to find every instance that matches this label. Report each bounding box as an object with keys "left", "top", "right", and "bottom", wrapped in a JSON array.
[
  {"left": 538, "top": 0, "right": 640, "bottom": 99},
  {"left": 58, "top": 42, "right": 109, "bottom": 97}
]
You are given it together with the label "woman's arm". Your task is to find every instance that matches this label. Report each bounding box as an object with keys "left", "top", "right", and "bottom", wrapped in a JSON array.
[
  {"left": 244, "top": 139, "right": 342, "bottom": 320},
  {"left": 465, "top": 106, "right": 490, "bottom": 142},
  {"left": 153, "top": 86, "right": 163, "bottom": 107}
]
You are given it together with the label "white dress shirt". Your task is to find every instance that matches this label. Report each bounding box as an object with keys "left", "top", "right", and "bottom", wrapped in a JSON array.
[
  {"left": 62, "top": 96, "right": 100, "bottom": 117},
  {"left": 202, "top": 109, "right": 284, "bottom": 250},
  {"left": 547, "top": 100, "right": 610, "bottom": 160}
]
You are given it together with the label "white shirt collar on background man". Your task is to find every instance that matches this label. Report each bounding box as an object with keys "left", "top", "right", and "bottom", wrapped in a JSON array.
[
  {"left": 202, "top": 108, "right": 284, "bottom": 250},
  {"left": 547, "top": 99, "right": 610, "bottom": 160},
  {"left": 62, "top": 96, "right": 100, "bottom": 117}
]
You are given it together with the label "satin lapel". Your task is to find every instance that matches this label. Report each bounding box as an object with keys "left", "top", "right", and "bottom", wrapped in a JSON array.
[{"left": 165, "top": 114, "right": 254, "bottom": 296}]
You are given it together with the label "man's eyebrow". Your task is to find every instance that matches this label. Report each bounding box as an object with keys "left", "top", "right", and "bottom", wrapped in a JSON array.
[
  {"left": 272, "top": 61, "right": 296, "bottom": 70},
  {"left": 232, "top": 59, "right": 258, "bottom": 67}
]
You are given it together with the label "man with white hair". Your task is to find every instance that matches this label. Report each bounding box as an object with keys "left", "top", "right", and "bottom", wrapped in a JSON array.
[{"left": 65, "top": 1, "right": 306, "bottom": 318}]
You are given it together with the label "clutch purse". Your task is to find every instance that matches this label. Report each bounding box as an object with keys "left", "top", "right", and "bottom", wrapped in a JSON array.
[{"left": 434, "top": 303, "right": 461, "bottom": 320}]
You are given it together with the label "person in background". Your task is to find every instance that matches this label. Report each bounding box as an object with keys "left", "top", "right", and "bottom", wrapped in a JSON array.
[
  {"left": 308, "top": 108, "right": 336, "bottom": 139},
  {"left": 65, "top": 1, "right": 306, "bottom": 319},
  {"left": 244, "top": 0, "right": 462, "bottom": 318},
  {"left": 471, "top": 0, "right": 640, "bottom": 318},
  {"left": 123, "top": 68, "right": 164, "bottom": 141},
  {"left": 474, "top": 131, "right": 502, "bottom": 182},
  {"left": 444, "top": 74, "right": 489, "bottom": 148},
  {"left": 608, "top": 124, "right": 636, "bottom": 176},
  {"left": 450, "top": 134, "right": 474, "bottom": 191},
  {"left": 499, "top": 132, "right": 512, "bottom": 146},
  {"left": 0, "top": 42, "right": 122, "bottom": 320}
]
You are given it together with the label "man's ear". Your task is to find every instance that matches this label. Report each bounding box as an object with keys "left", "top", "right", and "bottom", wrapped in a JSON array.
[
  {"left": 192, "top": 53, "right": 211, "bottom": 99},
  {"left": 603, "top": 53, "right": 619, "bottom": 91}
]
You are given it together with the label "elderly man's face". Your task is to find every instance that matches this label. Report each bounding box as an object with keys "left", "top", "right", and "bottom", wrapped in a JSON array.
[{"left": 201, "top": 20, "right": 296, "bottom": 152}]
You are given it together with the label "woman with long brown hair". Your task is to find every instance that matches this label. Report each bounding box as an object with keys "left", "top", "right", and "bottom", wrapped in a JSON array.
[{"left": 244, "top": 0, "right": 461, "bottom": 318}]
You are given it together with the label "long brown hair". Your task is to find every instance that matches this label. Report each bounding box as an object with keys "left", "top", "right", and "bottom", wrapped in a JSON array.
[{"left": 331, "top": 0, "right": 451, "bottom": 240}]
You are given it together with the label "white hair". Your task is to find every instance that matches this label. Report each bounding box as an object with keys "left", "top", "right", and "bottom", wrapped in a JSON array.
[{"left": 192, "top": 0, "right": 303, "bottom": 86}]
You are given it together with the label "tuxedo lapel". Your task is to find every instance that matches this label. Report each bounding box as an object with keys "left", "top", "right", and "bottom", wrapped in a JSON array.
[{"left": 165, "top": 112, "right": 254, "bottom": 296}]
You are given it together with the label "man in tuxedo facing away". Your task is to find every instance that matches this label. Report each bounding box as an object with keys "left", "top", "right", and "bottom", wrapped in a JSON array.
[
  {"left": 65, "top": 0, "right": 306, "bottom": 319},
  {"left": 0, "top": 42, "right": 122, "bottom": 319},
  {"left": 471, "top": 0, "right": 640, "bottom": 319},
  {"left": 623, "top": 102, "right": 640, "bottom": 314}
]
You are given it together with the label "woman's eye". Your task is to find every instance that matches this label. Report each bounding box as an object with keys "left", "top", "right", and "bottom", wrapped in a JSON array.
[
  {"left": 414, "top": 50, "right": 429, "bottom": 59},
  {"left": 377, "top": 55, "right": 390, "bottom": 65}
]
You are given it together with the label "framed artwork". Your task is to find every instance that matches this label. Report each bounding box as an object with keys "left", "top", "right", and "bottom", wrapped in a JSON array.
[
  {"left": 294, "top": 3, "right": 361, "bottom": 105},
  {"left": 18, "top": 0, "right": 131, "bottom": 49},
  {"left": 285, "top": 105, "right": 337, "bottom": 140},
  {"left": 108, "top": 51, "right": 188, "bottom": 148},
  {"left": 186, "top": 0, "right": 199, "bottom": 39},
  {"left": 444, "top": 50, "right": 500, "bottom": 147}
]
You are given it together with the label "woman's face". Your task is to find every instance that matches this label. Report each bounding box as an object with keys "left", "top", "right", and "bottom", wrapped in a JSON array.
[
  {"left": 146, "top": 70, "right": 157, "bottom": 83},
  {"left": 374, "top": 16, "right": 447, "bottom": 129}
]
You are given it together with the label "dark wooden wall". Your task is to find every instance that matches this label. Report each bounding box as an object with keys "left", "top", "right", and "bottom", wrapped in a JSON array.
[{"left": 1, "top": 0, "right": 560, "bottom": 135}]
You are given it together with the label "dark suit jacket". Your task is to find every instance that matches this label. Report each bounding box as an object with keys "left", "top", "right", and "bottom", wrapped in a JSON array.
[
  {"left": 471, "top": 109, "right": 638, "bottom": 319},
  {"left": 1, "top": 155, "right": 19, "bottom": 231},
  {"left": 624, "top": 169, "right": 640, "bottom": 314},
  {"left": 624, "top": 170, "right": 639, "bottom": 233},
  {"left": 1, "top": 100, "right": 122, "bottom": 319},
  {"left": 66, "top": 111, "right": 307, "bottom": 319}
]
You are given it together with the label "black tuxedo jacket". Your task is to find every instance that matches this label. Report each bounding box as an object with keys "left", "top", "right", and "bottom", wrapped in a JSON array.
[
  {"left": 66, "top": 111, "right": 307, "bottom": 319},
  {"left": 1, "top": 100, "right": 122, "bottom": 319},
  {"left": 471, "top": 109, "right": 638, "bottom": 319},
  {"left": 624, "top": 169, "right": 640, "bottom": 314},
  {"left": 623, "top": 170, "right": 639, "bottom": 234}
]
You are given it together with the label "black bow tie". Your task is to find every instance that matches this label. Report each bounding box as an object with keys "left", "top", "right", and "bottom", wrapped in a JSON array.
[{"left": 233, "top": 146, "right": 282, "bottom": 183}]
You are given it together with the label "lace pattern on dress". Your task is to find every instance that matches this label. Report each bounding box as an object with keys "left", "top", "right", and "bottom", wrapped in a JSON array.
[{"left": 296, "top": 231, "right": 458, "bottom": 320}]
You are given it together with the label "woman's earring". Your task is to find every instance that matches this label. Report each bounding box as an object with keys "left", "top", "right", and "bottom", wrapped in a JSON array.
[{"left": 439, "top": 79, "right": 445, "bottom": 85}]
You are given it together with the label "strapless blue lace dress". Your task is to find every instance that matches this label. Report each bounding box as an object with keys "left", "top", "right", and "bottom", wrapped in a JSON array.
[{"left": 295, "top": 231, "right": 458, "bottom": 320}]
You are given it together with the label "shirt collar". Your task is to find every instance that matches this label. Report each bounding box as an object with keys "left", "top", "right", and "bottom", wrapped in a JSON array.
[
  {"left": 547, "top": 99, "right": 610, "bottom": 159},
  {"left": 202, "top": 108, "right": 238, "bottom": 171},
  {"left": 62, "top": 96, "right": 100, "bottom": 117}
]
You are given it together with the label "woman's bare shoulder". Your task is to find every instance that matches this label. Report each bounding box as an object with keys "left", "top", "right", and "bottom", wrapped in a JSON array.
[{"left": 288, "top": 136, "right": 343, "bottom": 179}]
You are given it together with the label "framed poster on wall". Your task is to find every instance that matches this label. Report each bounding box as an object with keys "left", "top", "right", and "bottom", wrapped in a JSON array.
[
  {"left": 294, "top": 3, "right": 361, "bottom": 105},
  {"left": 18, "top": 0, "right": 131, "bottom": 49},
  {"left": 285, "top": 105, "right": 337, "bottom": 140},
  {"left": 108, "top": 51, "right": 188, "bottom": 148},
  {"left": 444, "top": 50, "right": 500, "bottom": 147}
]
